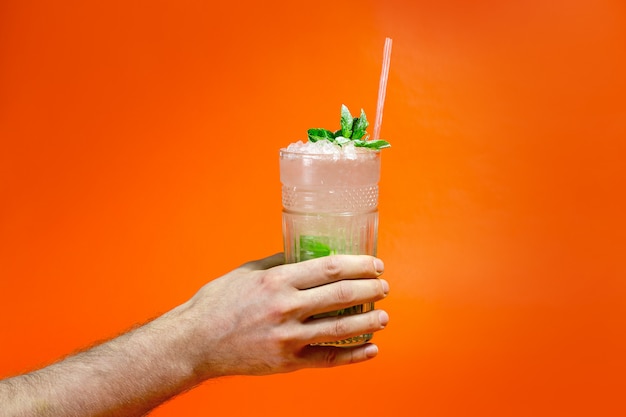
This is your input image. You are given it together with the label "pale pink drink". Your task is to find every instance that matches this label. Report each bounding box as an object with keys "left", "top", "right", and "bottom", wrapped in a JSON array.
[{"left": 280, "top": 141, "right": 381, "bottom": 346}]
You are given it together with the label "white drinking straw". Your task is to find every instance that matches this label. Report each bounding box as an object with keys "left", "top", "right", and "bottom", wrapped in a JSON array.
[{"left": 373, "top": 37, "right": 393, "bottom": 141}]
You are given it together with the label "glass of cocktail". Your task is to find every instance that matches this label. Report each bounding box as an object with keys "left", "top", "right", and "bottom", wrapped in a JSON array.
[{"left": 280, "top": 106, "right": 389, "bottom": 346}]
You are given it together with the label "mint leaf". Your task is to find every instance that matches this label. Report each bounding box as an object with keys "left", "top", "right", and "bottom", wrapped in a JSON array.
[
  {"left": 359, "top": 139, "right": 391, "bottom": 150},
  {"left": 340, "top": 104, "right": 354, "bottom": 138},
  {"left": 300, "top": 236, "right": 332, "bottom": 261},
  {"left": 307, "top": 128, "right": 335, "bottom": 142},
  {"left": 352, "top": 109, "right": 369, "bottom": 139}
]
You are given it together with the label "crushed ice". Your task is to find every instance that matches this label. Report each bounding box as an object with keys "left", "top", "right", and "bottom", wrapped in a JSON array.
[{"left": 284, "top": 140, "right": 359, "bottom": 160}]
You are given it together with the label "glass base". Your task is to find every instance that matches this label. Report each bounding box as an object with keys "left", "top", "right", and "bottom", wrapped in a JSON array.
[{"left": 311, "top": 332, "right": 373, "bottom": 347}]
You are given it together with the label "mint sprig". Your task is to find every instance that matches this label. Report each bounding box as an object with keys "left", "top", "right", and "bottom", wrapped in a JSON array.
[{"left": 307, "top": 105, "right": 391, "bottom": 150}]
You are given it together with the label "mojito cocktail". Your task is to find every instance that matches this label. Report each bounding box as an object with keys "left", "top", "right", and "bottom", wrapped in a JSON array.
[{"left": 280, "top": 105, "right": 389, "bottom": 346}]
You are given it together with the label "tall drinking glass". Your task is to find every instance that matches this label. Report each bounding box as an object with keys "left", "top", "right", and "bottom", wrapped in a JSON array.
[{"left": 280, "top": 147, "right": 381, "bottom": 346}]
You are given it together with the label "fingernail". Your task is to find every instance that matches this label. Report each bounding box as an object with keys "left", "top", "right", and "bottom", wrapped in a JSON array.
[
  {"left": 364, "top": 344, "right": 379, "bottom": 358},
  {"left": 380, "top": 279, "right": 390, "bottom": 296},
  {"left": 373, "top": 258, "right": 384, "bottom": 275},
  {"left": 379, "top": 310, "right": 389, "bottom": 327}
]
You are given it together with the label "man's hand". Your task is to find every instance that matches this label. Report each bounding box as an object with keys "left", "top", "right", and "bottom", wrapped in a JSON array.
[{"left": 181, "top": 253, "right": 390, "bottom": 378}]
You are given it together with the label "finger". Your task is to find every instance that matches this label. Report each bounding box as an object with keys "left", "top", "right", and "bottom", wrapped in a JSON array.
[
  {"left": 300, "top": 278, "right": 389, "bottom": 318},
  {"left": 281, "top": 255, "right": 384, "bottom": 290},
  {"left": 239, "top": 253, "right": 285, "bottom": 271},
  {"left": 300, "top": 309, "right": 389, "bottom": 345},
  {"left": 297, "top": 343, "right": 381, "bottom": 368}
]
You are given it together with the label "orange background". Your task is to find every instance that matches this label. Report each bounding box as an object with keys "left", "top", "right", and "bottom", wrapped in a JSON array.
[{"left": 1, "top": 1, "right": 625, "bottom": 416}]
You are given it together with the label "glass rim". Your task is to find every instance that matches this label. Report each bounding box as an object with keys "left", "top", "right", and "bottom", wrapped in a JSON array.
[{"left": 279, "top": 147, "right": 381, "bottom": 160}]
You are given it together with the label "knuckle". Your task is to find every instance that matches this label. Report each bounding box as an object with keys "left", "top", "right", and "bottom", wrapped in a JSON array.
[
  {"left": 270, "top": 326, "right": 292, "bottom": 347},
  {"left": 267, "top": 297, "right": 300, "bottom": 323},
  {"left": 332, "top": 318, "right": 349, "bottom": 338},
  {"left": 334, "top": 280, "right": 355, "bottom": 304},
  {"left": 318, "top": 317, "right": 351, "bottom": 342},
  {"left": 256, "top": 270, "right": 303, "bottom": 322},
  {"left": 257, "top": 270, "right": 289, "bottom": 296},
  {"left": 368, "top": 311, "right": 381, "bottom": 330},
  {"left": 269, "top": 326, "right": 300, "bottom": 357},
  {"left": 323, "top": 348, "right": 339, "bottom": 366},
  {"left": 257, "top": 269, "right": 279, "bottom": 289},
  {"left": 322, "top": 255, "right": 342, "bottom": 280},
  {"left": 265, "top": 330, "right": 300, "bottom": 371}
]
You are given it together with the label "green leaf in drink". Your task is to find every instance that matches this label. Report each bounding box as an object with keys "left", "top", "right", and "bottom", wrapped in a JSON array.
[{"left": 299, "top": 235, "right": 333, "bottom": 261}]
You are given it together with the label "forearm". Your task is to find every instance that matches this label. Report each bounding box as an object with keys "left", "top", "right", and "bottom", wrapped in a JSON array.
[
  {"left": 0, "top": 302, "right": 201, "bottom": 417},
  {"left": 0, "top": 254, "right": 390, "bottom": 416}
]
